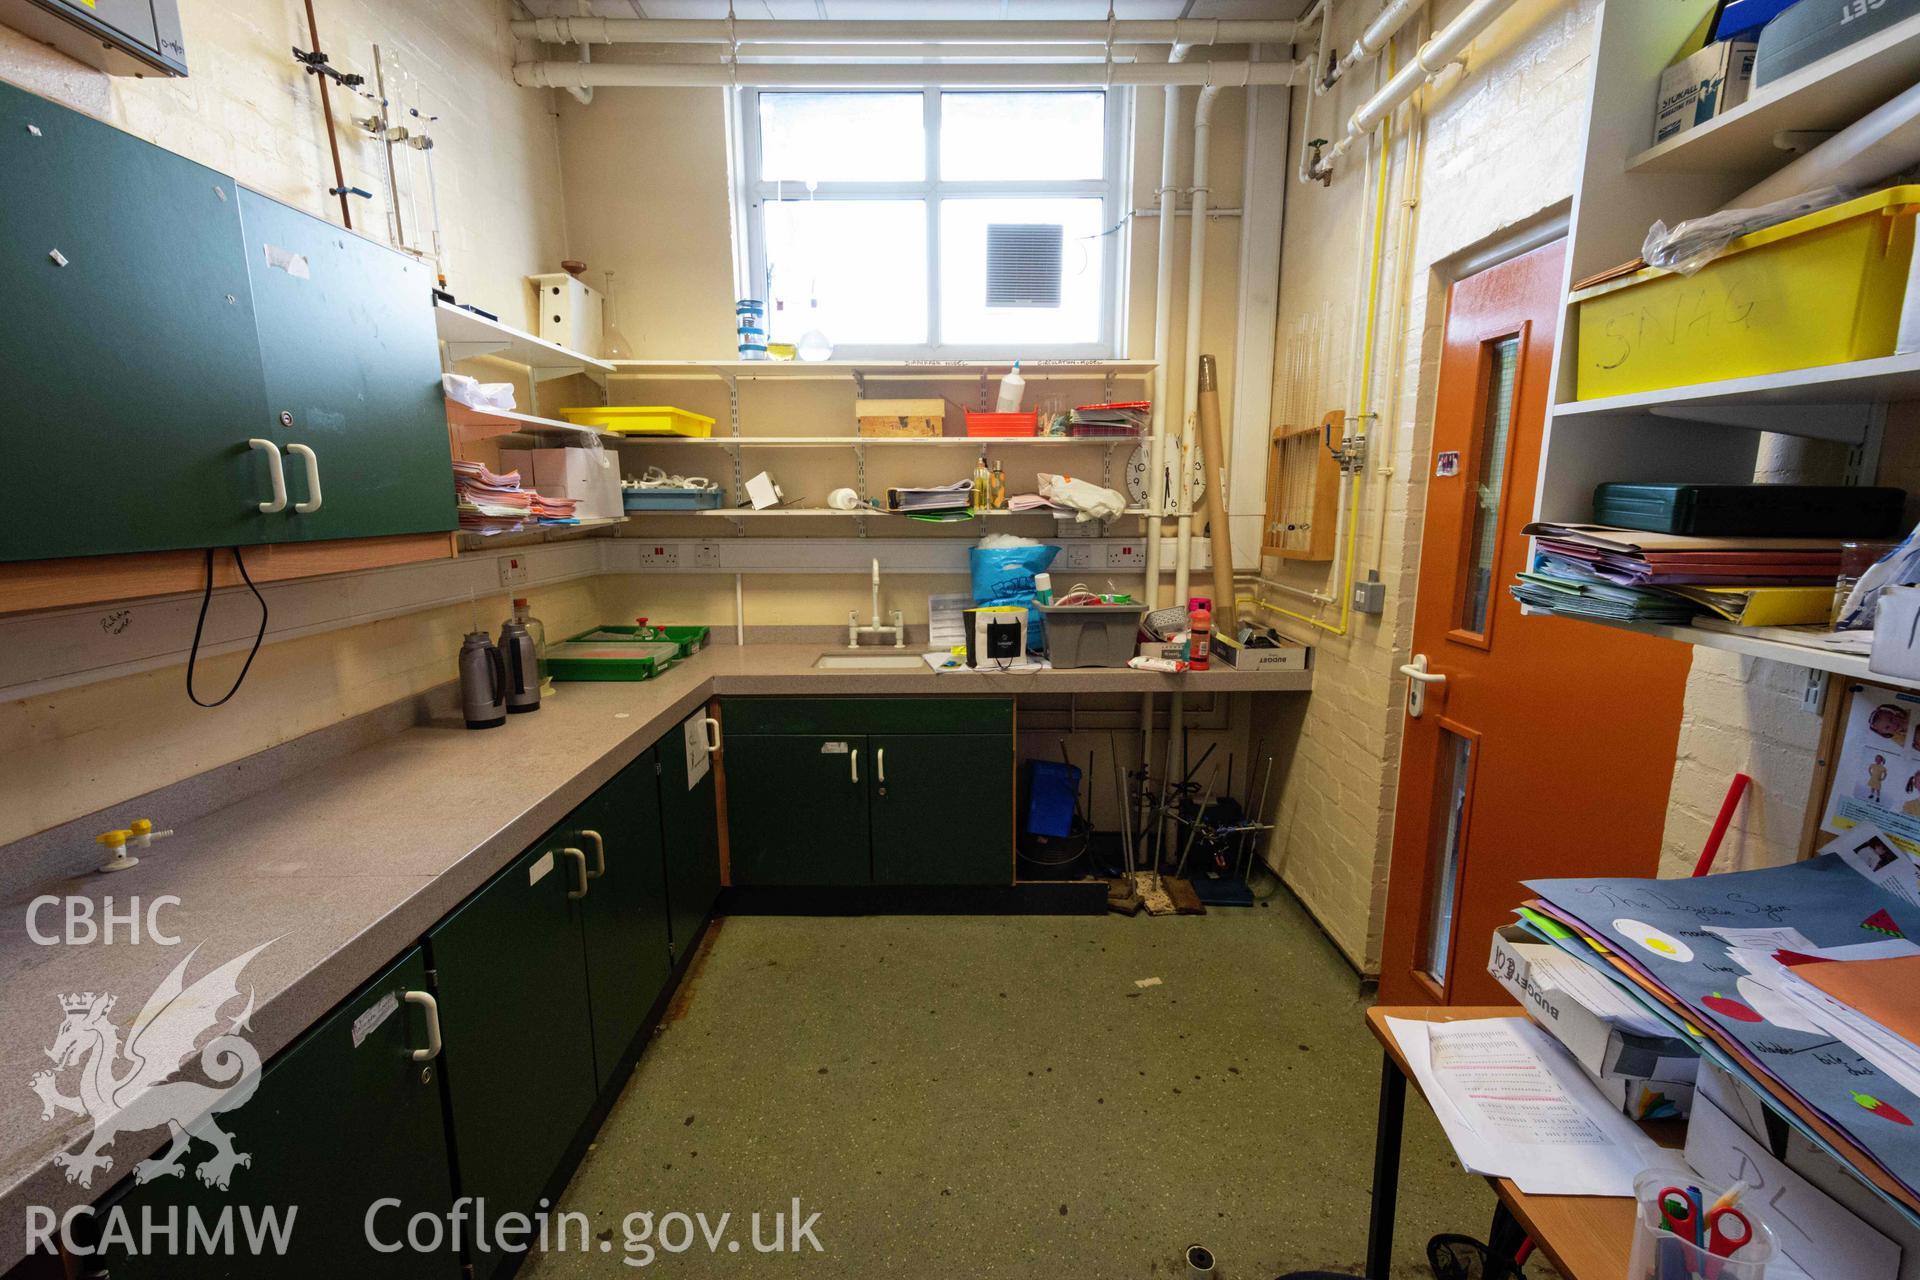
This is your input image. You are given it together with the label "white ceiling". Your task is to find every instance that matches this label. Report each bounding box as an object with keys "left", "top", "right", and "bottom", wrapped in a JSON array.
[{"left": 519, "top": 1, "right": 1314, "bottom": 21}]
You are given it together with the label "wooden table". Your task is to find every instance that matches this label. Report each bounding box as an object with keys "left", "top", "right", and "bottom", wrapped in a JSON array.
[{"left": 1365, "top": 1006, "right": 1682, "bottom": 1280}]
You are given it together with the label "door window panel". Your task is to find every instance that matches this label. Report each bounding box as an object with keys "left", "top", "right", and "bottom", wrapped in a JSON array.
[
  {"left": 1421, "top": 729, "right": 1474, "bottom": 986},
  {"left": 1458, "top": 337, "right": 1519, "bottom": 635}
]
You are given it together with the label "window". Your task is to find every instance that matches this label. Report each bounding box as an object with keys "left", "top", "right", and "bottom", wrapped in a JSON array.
[{"left": 740, "top": 90, "right": 1126, "bottom": 359}]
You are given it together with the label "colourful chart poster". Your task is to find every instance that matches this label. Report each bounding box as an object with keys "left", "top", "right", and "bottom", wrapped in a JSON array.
[{"left": 1822, "top": 684, "right": 1920, "bottom": 858}]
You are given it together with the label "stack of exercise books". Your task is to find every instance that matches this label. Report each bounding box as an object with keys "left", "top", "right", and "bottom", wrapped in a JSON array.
[
  {"left": 1068, "top": 401, "right": 1150, "bottom": 437},
  {"left": 453, "top": 460, "right": 579, "bottom": 535},
  {"left": 1510, "top": 523, "right": 1843, "bottom": 627}
]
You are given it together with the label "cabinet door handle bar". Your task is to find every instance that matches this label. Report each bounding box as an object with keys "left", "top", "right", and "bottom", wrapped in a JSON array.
[
  {"left": 402, "top": 990, "right": 442, "bottom": 1062},
  {"left": 561, "top": 847, "right": 589, "bottom": 899},
  {"left": 248, "top": 438, "right": 287, "bottom": 513}
]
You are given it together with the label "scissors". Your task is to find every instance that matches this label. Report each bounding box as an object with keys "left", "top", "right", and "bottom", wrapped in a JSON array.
[{"left": 1660, "top": 1186, "right": 1755, "bottom": 1259}]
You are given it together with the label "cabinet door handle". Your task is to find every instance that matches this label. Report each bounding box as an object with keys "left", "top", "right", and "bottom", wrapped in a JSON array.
[
  {"left": 248, "top": 438, "right": 287, "bottom": 513},
  {"left": 561, "top": 847, "right": 589, "bottom": 899},
  {"left": 877, "top": 747, "right": 886, "bottom": 784},
  {"left": 850, "top": 747, "right": 859, "bottom": 785},
  {"left": 703, "top": 717, "right": 722, "bottom": 752},
  {"left": 402, "top": 990, "right": 442, "bottom": 1062},
  {"left": 581, "top": 829, "right": 606, "bottom": 879},
  {"left": 286, "top": 442, "right": 322, "bottom": 514}
]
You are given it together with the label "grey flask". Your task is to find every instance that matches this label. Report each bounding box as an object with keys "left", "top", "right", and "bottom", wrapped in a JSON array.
[
  {"left": 499, "top": 619, "right": 541, "bottom": 714},
  {"left": 459, "top": 631, "right": 507, "bottom": 730}
]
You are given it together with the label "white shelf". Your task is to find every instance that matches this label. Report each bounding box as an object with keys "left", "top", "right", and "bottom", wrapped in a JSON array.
[
  {"left": 606, "top": 434, "right": 1139, "bottom": 448},
  {"left": 608, "top": 358, "right": 1156, "bottom": 382},
  {"left": 444, "top": 399, "right": 619, "bottom": 444},
  {"left": 1628, "top": 15, "right": 1920, "bottom": 175},
  {"left": 680, "top": 506, "right": 1084, "bottom": 519},
  {"left": 436, "top": 302, "right": 614, "bottom": 383},
  {"left": 1552, "top": 613, "right": 1895, "bottom": 687},
  {"left": 455, "top": 515, "right": 628, "bottom": 550},
  {"left": 1552, "top": 353, "right": 1920, "bottom": 444}
]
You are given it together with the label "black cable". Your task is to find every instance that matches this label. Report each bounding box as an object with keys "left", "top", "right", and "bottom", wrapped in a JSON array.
[{"left": 186, "top": 546, "right": 269, "bottom": 708}]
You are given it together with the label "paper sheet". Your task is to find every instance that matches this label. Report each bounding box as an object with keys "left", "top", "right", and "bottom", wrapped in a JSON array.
[
  {"left": 1387, "top": 1016, "right": 1666, "bottom": 1196},
  {"left": 1832, "top": 823, "right": 1920, "bottom": 907},
  {"left": 1527, "top": 947, "right": 1672, "bottom": 1037},
  {"left": 1820, "top": 686, "right": 1920, "bottom": 858},
  {"left": 927, "top": 593, "right": 972, "bottom": 652}
]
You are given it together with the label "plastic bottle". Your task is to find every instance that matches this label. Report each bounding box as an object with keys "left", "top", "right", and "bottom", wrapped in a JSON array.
[
  {"left": 996, "top": 360, "right": 1026, "bottom": 413},
  {"left": 1188, "top": 596, "right": 1212, "bottom": 671},
  {"left": 989, "top": 459, "right": 1008, "bottom": 509},
  {"left": 972, "top": 455, "right": 992, "bottom": 509},
  {"left": 1034, "top": 572, "right": 1053, "bottom": 606},
  {"left": 510, "top": 597, "right": 549, "bottom": 687}
]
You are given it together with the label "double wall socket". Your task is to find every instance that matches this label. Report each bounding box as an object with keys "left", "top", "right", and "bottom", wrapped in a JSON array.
[{"left": 497, "top": 555, "right": 529, "bottom": 587}]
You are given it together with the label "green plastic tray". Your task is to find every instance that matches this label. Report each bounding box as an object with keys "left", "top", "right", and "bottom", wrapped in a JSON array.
[
  {"left": 545, "top": 639, "right": 682, "bottom": 682},
  {"left": 567, "top": 624, "right": 712, "bottom": 659}
]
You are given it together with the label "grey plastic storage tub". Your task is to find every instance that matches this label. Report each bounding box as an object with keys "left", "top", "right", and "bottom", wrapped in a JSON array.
[{"left": 1038, "top": 602, "right": 1145, "bottom": 669}]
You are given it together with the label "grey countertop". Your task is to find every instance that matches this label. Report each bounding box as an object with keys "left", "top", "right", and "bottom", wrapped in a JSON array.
[{"left": 0, "top": 645, "right": 1309, "bottom": 1265}]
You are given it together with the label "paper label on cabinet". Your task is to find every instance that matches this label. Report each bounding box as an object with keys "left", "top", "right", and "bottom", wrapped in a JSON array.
[
  {"left": 684, "top": 712, "right": 710, "bottom": 788},
  {"left": 351, "top": 991, "right": 399, "bottom": 1050},
  {"left": 263, "top": 243, "right": 311, "bottom": 279},
  {"left": 820, "top": 741, "right": 849, "bottom": 754},
  {"left": 529, "top": 850, "right": 555, "bottom": 885}
]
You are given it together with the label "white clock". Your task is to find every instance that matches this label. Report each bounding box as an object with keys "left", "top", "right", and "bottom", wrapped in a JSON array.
[{"left": 1125, "top": 438, "right": 1205, "bottom": 511}]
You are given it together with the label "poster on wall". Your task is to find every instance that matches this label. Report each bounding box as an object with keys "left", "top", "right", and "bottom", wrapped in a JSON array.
[{"left": 1821, "top": 683, "right": 1920, "bottom": 857}]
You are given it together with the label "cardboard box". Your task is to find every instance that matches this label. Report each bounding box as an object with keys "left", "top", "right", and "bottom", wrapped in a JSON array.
[
  {"left": 1654, "top": 38, "right": 1757, "bottom": 144},
  {"left": 526, "top": 273, "right": 603, "bottom": 358},
  {"left": 855, "top": 398, "right": 959, "bottom": 438},
  {"left": 501, "top": 446, "right": 623, "bottom": 521},
  {"left": 1488, "top": 925, "right": 1697, "bottom": 1084},
  {"left": 1213, "top": 633, "right": 1310, "bottom": 672}
]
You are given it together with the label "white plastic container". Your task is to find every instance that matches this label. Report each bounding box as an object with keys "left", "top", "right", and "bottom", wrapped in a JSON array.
[{"left": 995, "top": 361, "right": 1026, "bottom": 413}]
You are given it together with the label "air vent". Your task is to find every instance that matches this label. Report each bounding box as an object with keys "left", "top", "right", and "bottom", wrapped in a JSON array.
[{"left": 985, "top": 223, "right": 1064, "bottom": 308}]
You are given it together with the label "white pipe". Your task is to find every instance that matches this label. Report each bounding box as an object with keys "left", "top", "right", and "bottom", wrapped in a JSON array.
[
  {"left": 729, "top": 43, "right": 1132, "bottom": 60},
  {"left": 1737, "top": 80, "right": 1920, "bottom": 206},
  {"left": 512, "top": 17, "right": 1301, "bottom": 45},
  {"left": 512, "top": 59, "right": 1304, "bottom": 90},
  {"left": 1295, "top": 0, "right": 1333, "bottom": 185},
  {"left": 1173, "top": 84, "right": 1223, "bottom": 614},
  {"left": 1312, "top": 0, "right": 1521, "bottom": 177},
  {"left": 1330, "top": 0, "right": 1428, "bottom": 87},
  {"left": 1242, "top": 573, "right": 1338, "bottom": 605}
]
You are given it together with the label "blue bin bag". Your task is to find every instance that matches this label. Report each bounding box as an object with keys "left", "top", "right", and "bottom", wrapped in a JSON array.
[
  {"left": 1026, "top": 760, "right": 1080, "bottom": 838},
  {"left": 969, "top": 543, "right": 1059, "bottom": 649}
]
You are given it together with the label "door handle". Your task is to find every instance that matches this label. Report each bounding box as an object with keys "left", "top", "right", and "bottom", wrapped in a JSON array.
[
  {"left": 561, "top": 847, "right": 589, "bottom": 899},
  {"left": 402, "top": 990, "right": 442, "bottom": 1062},
  {"left": 248, "top": 438, "right": 287, "bottom": 513},
  {"left": 877, "top": 747, "right": 886, "bottom": 784},
  {"left": 850, "top": 747, "right": 860, "bottom": 785},
  {"left": 703, "top": 717, "right": 722, "bottom": 752},
  {"left": 1399, "top": 654, "right": 1447, "bottom": 719},
  {"left": 580, "top": 829, "right": 606, "bottom": 879},
  {"left": 286, "top": 442, "right": 322, "bottom": 514}
]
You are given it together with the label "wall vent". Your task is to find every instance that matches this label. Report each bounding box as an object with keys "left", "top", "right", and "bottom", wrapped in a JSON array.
[{"left": 985, "top": 223, "right": 1064, "bottom": 308}]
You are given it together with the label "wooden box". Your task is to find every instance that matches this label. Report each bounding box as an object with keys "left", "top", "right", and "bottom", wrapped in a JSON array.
[{"left": 856, "top": 398, "right": 956, "bottom": 438}]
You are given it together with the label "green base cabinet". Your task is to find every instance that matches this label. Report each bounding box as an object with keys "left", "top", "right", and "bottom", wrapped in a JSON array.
[
  {"left": 97, "top": 947, "right": 459, "bottom": 1279},
  {"left": 722, "top": 699, "right": 1013, "bottom": 886},
  {"left": 659, "top": 710, "right": 723, "bottom": 959}
]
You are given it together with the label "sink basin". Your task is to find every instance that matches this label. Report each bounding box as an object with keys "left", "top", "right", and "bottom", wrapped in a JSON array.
[{"left": 813, "top": 652, "right": 927, "bottom": 671}]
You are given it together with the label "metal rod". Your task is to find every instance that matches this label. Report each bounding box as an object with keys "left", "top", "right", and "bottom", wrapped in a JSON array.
[
  {"left": 302, "top": 0, "right": 351, "bottom": 229},
  {"left": 1113, "top": 751, "right": 1134, "bottom": 880},
  {"left": 1173, "top": 761, "right": 1219, "bottom": 881},
  {"left": 372, "top": 45, "right": 405, "bottom": 249},
  {"left": 1240, "top": 755, "right": 1273, "bottom": 884}
]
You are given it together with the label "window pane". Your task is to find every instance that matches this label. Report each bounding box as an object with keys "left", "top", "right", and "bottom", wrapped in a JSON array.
[
  {"left": 1421, "top": 730, "right": 1473, "bottom": 987},
  {"left": 941, "top": 92, "right": 1105, "bottom": 181},
  {"left": 759, "top": 93, "right": 924, "bottom": 183},
  {"left": 763, "top": 199, "right": 927, "bottom": 347},
  {"left": 1459, "top": 337, "right": 1519, "bottom": 634},
  {"left": 940, "top": 198, "right": 1104, "bottom": 346}
]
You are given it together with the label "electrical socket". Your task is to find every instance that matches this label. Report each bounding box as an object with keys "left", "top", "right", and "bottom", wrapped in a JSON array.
[
  {"left": 497, "top": 555, "right": 529, "bottom": 588},
  {"left": 635, "top": 543, "right": 680, "bottom": 568},
  {"left": 691, "top": 542, "right": 723, "bottom": 569},
  {"left": 1106, "top": 543, "right": 1146, "bottom": 569},
  {"left": 1060, "top": 543, "right": 1096, "bottom": 571}
]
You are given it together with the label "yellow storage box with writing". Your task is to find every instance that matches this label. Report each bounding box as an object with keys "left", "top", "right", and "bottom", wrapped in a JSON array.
[
  {"left": 1571, "top": 185, "right": 1920, "bottom": 400},
  {"left": 556, "top": 405, "right": 715, "bottom": 437},
  {"left": 855, "top": 397, "right": 962, "bottom": 438}
]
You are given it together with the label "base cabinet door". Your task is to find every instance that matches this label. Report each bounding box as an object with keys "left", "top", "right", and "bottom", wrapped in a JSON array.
[
  {"left": 96, "top": 946, "right": 459, "bottom": 1279},
  {"left": 870, "top": 733, "right": 1013, "bottom": 884},
  {"left": 660, "top": 711, "right": 722, "bottom": 958},
  {"left": 725, "top": 734, "right": 871, "bottom": 884},
  {"left": 571, "top": 751, "right": 673, "bottom": 1089},
  {"left": 429, "top": 840, "right": 598, "bottom": 1279}
]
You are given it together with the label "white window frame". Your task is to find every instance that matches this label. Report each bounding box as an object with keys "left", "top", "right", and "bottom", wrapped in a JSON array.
[{"left": 737, "top": 88, "right": 1130, "bottom": 361}]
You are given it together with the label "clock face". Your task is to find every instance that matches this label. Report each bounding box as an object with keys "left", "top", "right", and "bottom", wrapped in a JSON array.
[{"left": 1124, "top": 440, "right": 1205, "bottom": 509}]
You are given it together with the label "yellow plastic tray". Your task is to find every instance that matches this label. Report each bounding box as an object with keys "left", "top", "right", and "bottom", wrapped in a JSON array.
[
  {"left": 1571, "top": 185, "right": 1920, "bottom": 400},
  {"left": 556, "top": 405, "right": 716, "bottom": 437}
]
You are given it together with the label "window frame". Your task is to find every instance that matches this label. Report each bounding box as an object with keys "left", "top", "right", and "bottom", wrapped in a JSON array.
[{"left": 737, "top": 87, "right": 1129, "bottom": 361}]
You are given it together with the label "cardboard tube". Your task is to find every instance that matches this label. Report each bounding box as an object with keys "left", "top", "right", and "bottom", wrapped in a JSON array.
[{"left": 1196, "top": 355, "right": 1236, "bottom": 631}]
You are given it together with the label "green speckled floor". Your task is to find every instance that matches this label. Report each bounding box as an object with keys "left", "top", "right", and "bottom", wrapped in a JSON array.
[{"left": 522, "top": 892, "right": 1496, "bottom": 1278}]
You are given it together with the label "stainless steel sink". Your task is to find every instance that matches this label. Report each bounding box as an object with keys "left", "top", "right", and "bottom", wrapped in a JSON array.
[{"left": 813, "top": 652, "right": 926, "bottom": 671}]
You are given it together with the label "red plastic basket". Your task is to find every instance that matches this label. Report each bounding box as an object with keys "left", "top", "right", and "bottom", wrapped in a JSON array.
[{"left": 966, "top": 411, "right": 1038, "bottom": 437}]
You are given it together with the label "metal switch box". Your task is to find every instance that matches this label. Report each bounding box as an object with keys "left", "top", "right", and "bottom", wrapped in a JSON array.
[{"left": 1, "top": 0, "right": 187, "bottom": 76}]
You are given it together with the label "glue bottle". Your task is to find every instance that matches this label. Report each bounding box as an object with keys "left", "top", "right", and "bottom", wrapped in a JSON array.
[
  {"left": 996, "top": 360, "right": 1026, "bottom": 413},
  {"left": 1188, "top": 597, "right": 1212, "bottom": 671}
]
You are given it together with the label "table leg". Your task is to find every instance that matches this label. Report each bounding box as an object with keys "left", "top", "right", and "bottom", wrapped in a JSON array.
[
  {"left": 1365, "top": 1048, "right": 1407, "bottom": 1280},
  {"left": 1485, "top": 1202, "right": 1528, "bottom": 1279}
]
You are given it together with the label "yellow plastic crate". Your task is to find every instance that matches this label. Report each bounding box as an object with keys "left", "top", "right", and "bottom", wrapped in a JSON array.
[
  {"left": 556, "top": 405, "right": 715, "bottom": 437},
  {"left": 1571, "top": 185, "right": 1920, "bottom": 400}
]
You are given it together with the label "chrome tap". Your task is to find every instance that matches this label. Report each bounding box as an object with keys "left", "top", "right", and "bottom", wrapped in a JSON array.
[{"left": 848, "top": 557, "right": 905, "bottom": 648}]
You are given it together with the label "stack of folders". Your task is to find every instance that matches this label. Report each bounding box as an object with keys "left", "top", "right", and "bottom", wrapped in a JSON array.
[
  {"left": 1068, "top": 401, "right": 1150, "bottom": 437},
  {"left": 1510, "top": 523, "right": 1842, "bottom": 627},
  {"left": 453, "top": 460, "right": 579, "bottom": 535},
  {"left": 885, "top": 480, "right": 974, "bottom": 513}
]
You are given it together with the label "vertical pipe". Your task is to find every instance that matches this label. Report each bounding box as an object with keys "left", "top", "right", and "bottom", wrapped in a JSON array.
[{"left": 1173, "top": 84, "right": 1221, "bottom": 613}]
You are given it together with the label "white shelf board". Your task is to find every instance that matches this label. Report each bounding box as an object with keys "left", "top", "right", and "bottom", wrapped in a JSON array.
[
  {"left": 455, "top": 515, "right": 627, "bottom": 550},
  {"left": 607, "top": 434, "right": 1137, "bottom": 447},
  {"left": 680, "top": 506, "right": 1082, "bottom": 519},
  {"left": 445, "top": 399, "right": 619, "bottom": 443},
  {"left": 1552, "top": 612, "right": 1893, "bottom": 688},
  {"left": 1628, "top": 15, "right": 1920, "bottom": 175},
  {"left": 436, "top": 302, "right": 614, "bottom": 383},
  {"left": 608, "top": 358, "right": 1156, "bottom": 381},
  {"left": 1551, "top": 352, "right": 1920, "bottom": 443}
]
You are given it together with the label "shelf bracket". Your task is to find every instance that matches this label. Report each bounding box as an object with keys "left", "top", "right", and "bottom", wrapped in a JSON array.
[
  {"left": 442, "top": 339, "right": 512, "bottom": 363},
  {"left": 1647, "top": 403, "right": 1873, "bottom": 445}
]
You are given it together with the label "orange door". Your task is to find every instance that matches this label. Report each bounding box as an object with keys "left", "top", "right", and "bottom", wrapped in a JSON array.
[{"left": 1377, "top": 240, "right": 1692, "bottom": 1006}]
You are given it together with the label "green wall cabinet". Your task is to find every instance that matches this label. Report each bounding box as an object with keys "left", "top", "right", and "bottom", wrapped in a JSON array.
[
  {"left": 722, "top": 699, "right": 1013, "bottom": 886},
  {"left": 659, "top": 710, "right": 724, "bottom": 960},
  {"left": 97, "top": 946, "right": 460, "bottom": 1279},
  {"left": 0, "top": 82, "right": 455, "bottom": 565},
  {"left": 429, "top": 838, "right": 599, "bottom": 1280}
]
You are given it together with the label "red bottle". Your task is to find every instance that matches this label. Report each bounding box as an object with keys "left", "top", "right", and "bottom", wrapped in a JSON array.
[{"left": 1188, "top": 597, "right": 1212, "bottom": 671}]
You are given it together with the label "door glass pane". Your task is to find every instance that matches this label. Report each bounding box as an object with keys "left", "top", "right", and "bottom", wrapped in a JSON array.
[
  {"left": 939, "top": 197, "right": 1105, "bottom": 345},
  {"left": 1422, "top": 730, "right": 1473, "bottom": 986},
  {"left": 940, "top": 92, "right": 1105, "bottom": 180},
  {"left": 763, "top": 199, "right": 928, "bottom": 345},
  {"left": 1459, "top": 337, "right": 1520, "bottom": 634},
  {"left": 758, "top": 93, "right": 925, "bottom": 182}
]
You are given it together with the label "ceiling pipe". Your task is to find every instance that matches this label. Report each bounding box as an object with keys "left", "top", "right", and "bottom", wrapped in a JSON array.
[
  {"left": 1324, "top": 0, "right": 1428, "bottom": 91},
  {"left": 1311, "top": 0, "right": 1522, "bottom": 178},
  {"left": 510, "top": 17, "right": 1300, "bottom": 45},
  {"left": 512, "top": 58, "right": 1305, "bottom": 90}
]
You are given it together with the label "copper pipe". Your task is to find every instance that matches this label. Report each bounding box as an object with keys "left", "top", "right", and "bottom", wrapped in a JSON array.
[{"left": 304, "top": 0, "right": 352, "bottom": 229}]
